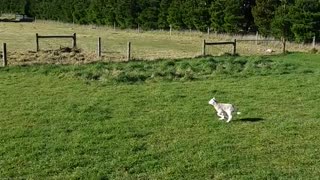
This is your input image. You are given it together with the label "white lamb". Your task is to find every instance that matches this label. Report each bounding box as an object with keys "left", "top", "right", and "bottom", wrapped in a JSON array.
[{"left": 208, "top": 97, "right": 241, "bottom": 123}]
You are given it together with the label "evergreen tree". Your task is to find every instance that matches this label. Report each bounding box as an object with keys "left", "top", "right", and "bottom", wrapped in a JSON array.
[
  {"left": 182, "top": 0, "right": 196, "bottom": 30},
  {"left": 60, "top": 0, "right": 74, "bottom": 23},
  {"left": 87, "top": 0, "right": 107, "bottom": 25},
  {"left": 35, "top": 1, "right": 51, "bottom": 19},
  {"left": 48, "top": 0, "right": 63, "bottom": 20},
  {"left": 103, "top": 0, "right": 117, "bottom": 26},
  {"left": 182, "top": 0, "right": 210, "bottom": 31},
  {"left": 138, "top": 0, "right": 160, "bottom": 30},
  {"left": 0, "top": 0, "right": 22, "bottom": 13},
  {"left": 24, "top": 0, "right": 31, "bottom": 16},
  {"left": 289, "top": 0, "right": 320, "bottom": 42},
  {"left": 2, "top": 0, "right": 320, "bottom": 44},
  {"left": 271, "top": 0, "right": 294, "bottom": 41},
  {"left": 115, "top": 0, "right": 139, "bottom": 28},
  {"left": 158, "top": 0, "right": 172, "bottom": 29},
  {"left": 242, "top": 0, "right": 256, "bottom": 32},
  {"left": 72, "top": 0, "right": 90, "bottom": 24},
  {"left": 27, "top": 0, "right": 43, "bottom": 18},
  {"left": 167, "top": 0, "right": 185, "bottom": 29},
  {"left": 223, "top": 0, "right": 245, "bottom": 33},
  {"left": 210, "top": 0, "right": 225, "bottom": 33},
  {"left": 252, "top": 0, "right": 280, "bottom": 36}
]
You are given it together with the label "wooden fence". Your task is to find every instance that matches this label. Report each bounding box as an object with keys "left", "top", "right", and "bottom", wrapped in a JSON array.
[
  {"left": 35, "top": 34, "right": 131, "bottom": 60},
  {"left": 202, "top": 39, "right": 237, "bottom": 56},
  {"left": 96, "top": 37, "right": 131, "bottom": 61},
  {"left": 237, "top": 39, "right": 286, "bottom": 53},
  {"left": 2, "top": 33, "right": 318, "bottom": 66},
  {"left": 1, "top": 37, "right": 133, "bottom": 66},
  {"left": 36, "top": 33, "right": 77, "bottom": 51}
]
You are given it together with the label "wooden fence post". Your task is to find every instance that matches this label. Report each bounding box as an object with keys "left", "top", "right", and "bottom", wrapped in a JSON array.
[
  {"left": 170, "top": 25, "right": 172, "bottom": 36},
  {"left": 202, "top": 39, "right": 206, "bottom": 56},
  {"left": 282, "top": 37, "right": 286, "bottom": 54},
  {"left": 73, "top": 33, "right": 77, "bottom": 48},
  {"left": 98, "top": 37, "right": 102, "bottom": 57},
  {"left": 36, "top": 33, "right": 39, "bottom": 52},
  {"left": 207, "top": 27, "right": 210, "bottom": 36},
  {"left": 256, "top": 31, "right": 259, "bottom": 45},
  {"left": 312, "top": 36, "right": 316, "bottom": 48},
  {"left": 127, "top": 42, "right": 131, "bottom": 61},
  {"left": 233, "top": 39, "right": 237, "bottom": 55},
  {"left": 2, "top": 43, "right": 7, "bottom": 67}
]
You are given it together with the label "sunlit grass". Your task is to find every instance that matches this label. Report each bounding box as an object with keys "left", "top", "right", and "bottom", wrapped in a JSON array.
[{"left": 1, "top": 53, "right": 320, "bottom": 179}]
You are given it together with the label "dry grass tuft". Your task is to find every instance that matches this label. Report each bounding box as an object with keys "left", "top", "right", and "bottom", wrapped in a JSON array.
[{"left": 7, "top": 48, "right": 100, "bottom": 65}]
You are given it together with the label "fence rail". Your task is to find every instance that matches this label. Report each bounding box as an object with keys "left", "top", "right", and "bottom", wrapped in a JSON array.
[
  {"left": 37, "top": 35, "right": 75, "bottom": 39},
  {"left": 202, "top": 39, "right": 237, "bottom": 56},
  {"left": 36, "top": 33, "right": 77, "bottom": 51},
  {"left": 236, "top": 39, "right": 279, "bottom": 42}
]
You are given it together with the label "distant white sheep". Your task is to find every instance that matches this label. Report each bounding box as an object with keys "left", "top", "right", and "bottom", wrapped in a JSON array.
[{"left": 266, "top": 49, "right": 274, "bottom": 53}]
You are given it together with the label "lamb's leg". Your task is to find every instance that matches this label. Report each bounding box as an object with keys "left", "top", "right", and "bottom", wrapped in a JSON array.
[
  {"left": 226, "top": 111, "right": 232, "bottom": 123},
  {"left": 217, "top": 112, "right": 225, "bottom": 120}
]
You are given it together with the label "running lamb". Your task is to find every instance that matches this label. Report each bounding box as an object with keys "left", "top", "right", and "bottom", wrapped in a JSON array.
[{"left": 208, "top": 97, "right": 241, "bottom": 123}]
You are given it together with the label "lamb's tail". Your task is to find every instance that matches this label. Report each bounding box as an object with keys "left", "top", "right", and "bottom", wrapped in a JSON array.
[{"left": 233, "top": 106, "right": 241, "bottom": 115}]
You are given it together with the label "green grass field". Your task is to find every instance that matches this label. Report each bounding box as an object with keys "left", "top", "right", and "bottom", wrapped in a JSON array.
[{"left": 1, "top": 53, "right": 320, "bottom": 179}]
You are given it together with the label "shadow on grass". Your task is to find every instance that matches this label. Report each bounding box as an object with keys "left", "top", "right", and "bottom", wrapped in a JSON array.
[{"left": 239, "top": 117, "right": 264, "bottom": 122}]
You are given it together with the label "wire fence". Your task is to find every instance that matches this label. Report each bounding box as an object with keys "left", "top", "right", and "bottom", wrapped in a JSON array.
[{"left": 0, "top": 21, "right": 319, "bottom": 66}]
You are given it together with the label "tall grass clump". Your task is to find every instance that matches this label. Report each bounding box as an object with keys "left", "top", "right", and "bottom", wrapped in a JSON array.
[{"left": 5, "top": 54, "right": 306, "bottom": 84}]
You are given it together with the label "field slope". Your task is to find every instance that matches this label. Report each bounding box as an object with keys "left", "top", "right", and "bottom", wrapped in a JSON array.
[{"left": 1, "top": 53, "right": 320, "bottom": 179}]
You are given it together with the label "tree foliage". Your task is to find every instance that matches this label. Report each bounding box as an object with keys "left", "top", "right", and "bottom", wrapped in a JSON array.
[
  {"left": 271, "top": 1, "right": 292, "bottom": 41},
  {"left": 252, "top": 0, "right": 280, "bottom": 36},
  {"left": 223, "top": 0, "right": 245, "bottom": 33},
  {"left": 210, "top": 0, "right": 225, "bottom": 33},
  {"left": 1, "top": 0, "right": 320, "bottom": 42},
  {"left": 289, "top": 0, "right": 320, "bottom": 42}
]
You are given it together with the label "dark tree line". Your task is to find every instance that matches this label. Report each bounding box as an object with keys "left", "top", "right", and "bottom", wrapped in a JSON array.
[{"left": 1, "top": 0, "right": 320, "bottom": 42}]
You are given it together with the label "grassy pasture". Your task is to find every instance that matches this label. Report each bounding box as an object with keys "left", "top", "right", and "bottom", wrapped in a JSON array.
[
  {"left": 0, "top": 21, "right": 319, "bottom": 64},
  {"left": 1, "top": 53, "right": 320, "bottom": 179}
]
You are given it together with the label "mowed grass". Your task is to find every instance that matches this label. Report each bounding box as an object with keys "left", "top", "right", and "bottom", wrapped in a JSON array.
[
  {"left": 1, "top": 53, "right": 320, "bottom": 179},
  {"left": 0, "top": 21, "right": 318, "bottom": 63}
]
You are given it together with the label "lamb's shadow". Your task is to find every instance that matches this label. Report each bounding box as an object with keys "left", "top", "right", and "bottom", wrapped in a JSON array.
[{"left": 238, "top": 117, "right": 264, "bottom": 122}]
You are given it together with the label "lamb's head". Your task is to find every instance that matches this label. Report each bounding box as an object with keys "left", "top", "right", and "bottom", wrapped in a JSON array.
[{"left": 208, "top": 97, "right": 217, "bottom": 105}]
